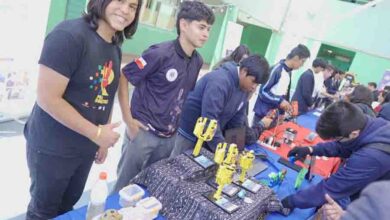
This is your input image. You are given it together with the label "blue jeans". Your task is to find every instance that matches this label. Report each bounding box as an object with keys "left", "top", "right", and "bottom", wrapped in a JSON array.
[{"left": 113, "top": 129, "right": 176, "bottom": 193}]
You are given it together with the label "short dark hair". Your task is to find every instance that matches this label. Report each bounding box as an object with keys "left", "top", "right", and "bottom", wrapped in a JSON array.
[
  {"left": 348, "top": 85, "right": 373, "bottom": 106},
  {"left": 335, "top": 69, "right": 345, "bottom": 75},
  {"left": 368, "top": 82, "right": 377, "bottom": 89},
  {"left": 176, "top": 1, "right": 215, "bottom": 35},
  {"left": 312, "top": 58, "right": 328, "bottom": 69},
  {"left": 384, "top": 85, "right": 390, "bottom": 92},
  {"left": 239, "top": 55, "right": 270, "bottom": 84},
  {"left": 83, "top": 0, "right": 143, "bottom": 45},
  {"left": 316, "top": 101, "right": 367, "bottom": 139},
  {"left": 287, "top": 44, "right": 310, "bottom": 60}
]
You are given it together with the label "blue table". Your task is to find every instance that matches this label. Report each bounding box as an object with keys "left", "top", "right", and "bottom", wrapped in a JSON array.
[
  {"left": 296, "top": 110, "right": 321, "bottom": 131},
  {"left": 55, "top": 192, "right": 165, "bottom": 220},
  {"left": 246, "top": 144, "right": 322, "bottom": 220}
]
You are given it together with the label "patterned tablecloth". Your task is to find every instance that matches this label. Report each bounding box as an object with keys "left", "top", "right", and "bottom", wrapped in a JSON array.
[{"left": 132, "top": 149, "right": 286, "bottom": 220}]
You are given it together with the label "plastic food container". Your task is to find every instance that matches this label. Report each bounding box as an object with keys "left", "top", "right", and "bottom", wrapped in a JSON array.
[
  {"left": 119, "top": 207, "right": 145, "bottom": 220},
  {"left": 119, "top": 184, "right": 145, "bottom": 207},
  {"left": 136, "top": 197, "right": 162, "bottom": 220}
]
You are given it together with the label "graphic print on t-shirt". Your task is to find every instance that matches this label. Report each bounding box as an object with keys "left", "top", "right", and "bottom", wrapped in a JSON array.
[{"left": 86, "top": 60, "right": 115, "bottom": 111}]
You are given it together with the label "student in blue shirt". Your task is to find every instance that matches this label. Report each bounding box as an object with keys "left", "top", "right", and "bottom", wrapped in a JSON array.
[
  {"left": 114, "top": 1, "right": 215, "bottom": 192},
  {"left": 282, "top": 101, "right": 390, "bottom": 213},
  {"left": 252, "top": 44, "right": 310, "bottom": 125},
  {"left": 170, "top": 55, "right": 271, "bottom": 155}
]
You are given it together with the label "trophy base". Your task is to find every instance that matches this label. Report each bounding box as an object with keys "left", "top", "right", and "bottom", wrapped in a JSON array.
[
  {"left": 233, "top": 178, "right": 262, "bottom": 194},
  {"left": 184, "top": 150, "right": 215, "bottom": 169},
  {"left": 204, "top": 192, "right": 240, "bottom": 214},
  {"left": 207, "top": 178, "right": 240, "bottom": 197}
]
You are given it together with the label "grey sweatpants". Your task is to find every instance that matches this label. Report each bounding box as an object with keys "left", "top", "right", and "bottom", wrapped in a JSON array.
[{"left": 113, "top": 129, "right": 175, "bottom": 193}]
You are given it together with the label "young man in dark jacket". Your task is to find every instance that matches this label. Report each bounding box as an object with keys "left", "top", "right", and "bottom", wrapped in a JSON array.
[
  {"left": 170, "top": 55, "right": 271, "bottom": 155},
  {"left": 253, "top": 44, "right": 310, "bottom": 124},
  {"left": 282, "top": 101, "right": 390, "bottom": 212},
  {"left": 114, "top": 1, "right": 215, "bottom": 192},
  {"left": 292, "top": 58, "right": 327, "bottom": 115}
]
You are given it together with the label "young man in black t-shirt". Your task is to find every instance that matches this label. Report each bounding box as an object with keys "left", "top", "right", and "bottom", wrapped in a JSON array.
[
  {"left": 114, "top": 1, "right": 215, "bottom": 192},
  {"left": 24, "top": 0, "right": 142, "bottom": 219}
]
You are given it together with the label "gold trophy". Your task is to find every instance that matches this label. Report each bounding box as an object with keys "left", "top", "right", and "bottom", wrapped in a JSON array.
[
  {"left": 185, "top": 117, "right": 217, "bottom": 169},
  {"left": 192, "top": 117, "right": 217, "bottom": 157},
  {"left": 224, "top": 144, "right": 238, "bottom": 165},
  {"left": 214, "top": 142, "right": 228, "bottom": 165},
  {"left": 233, "top": 150, "right": 262, "bottom": 193},
  {"left": 205, "top": 144, "right": 240, "bottom": 213},
  {"left": 238, "top": 150, "right": 255, "bottom": 183},
  {"left": 209, "top": 143, "right": 240, "bottom": 197},
  {"left": 213, "top": 162, "right": 236, "bottom": 200}
]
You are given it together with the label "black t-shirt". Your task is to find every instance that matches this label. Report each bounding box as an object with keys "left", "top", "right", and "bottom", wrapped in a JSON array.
[{"left": 24, "top": 18, "right": 121, "bottom": 157}]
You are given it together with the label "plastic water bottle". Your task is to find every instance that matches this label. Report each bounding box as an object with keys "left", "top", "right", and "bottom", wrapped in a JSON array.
[{"left": 86, "top": 172, "right": 108, "bottom": 220}]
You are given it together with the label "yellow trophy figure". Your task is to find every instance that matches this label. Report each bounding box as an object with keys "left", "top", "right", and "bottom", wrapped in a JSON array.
[
  {"left": 239, "top": 150, "right": 255, "bottom": 183},
  {"left": 192, "top": 117, "right": 217, "bottom": 157},
  {"left": 224, "top": 144, "right": 238, "bottom": 165},
  {"left": 213, "top": 162, "right": 236, "bottom": 200},
  {"left": 214, "top": 142, "right": 228, "bottom": 165}
]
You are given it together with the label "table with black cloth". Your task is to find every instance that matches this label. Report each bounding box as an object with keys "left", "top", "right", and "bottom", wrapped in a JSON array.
[
  {"left": 56, "top": 146, "right": 322, "bottom": 220},
  {"left": 58, "top": 111, "right": 327, "bottom": 220},
  {"left": 130, "top": 149, "right": 282, "bottom": 220}
]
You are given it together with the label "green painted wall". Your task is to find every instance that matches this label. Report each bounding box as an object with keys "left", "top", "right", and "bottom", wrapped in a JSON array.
[
  {"left": 45, "top": 0, "right": 86, "bottom": 34},
  {"left": 226, "top": 0, "right": 390, "bottom": 59},
  {"left": 240, "top": 24, "right": 272, "bottom": 56},
  {"left": 228, "top": 0, "right": 390, "bottom": 88},
  {"left": 208, "top": 5, "right": 238, "bottom": 68},
  {"left": 349, "top": 52, "right": 390, "bottom": 85},
  {"left": 45, "top": 0, "right": 68, "bottom": 34},
  {"left": 65, "top": 0, "right": 87, "bottom": 20},
  {"left": 121, "top": 24, "right": 176, "bottom": 56},
  {"left": 264, "top": 32, "right": 283, "bottom": 65},
  {"left": 321, "top": 0, "right": 390, "bottom": 60},
  {"left": 317, "top": 44, "right": 356, "bottom": 72}
]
